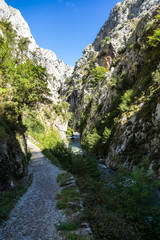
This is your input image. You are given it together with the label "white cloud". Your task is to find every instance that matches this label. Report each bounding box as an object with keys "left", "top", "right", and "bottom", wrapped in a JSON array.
[
  {"left": 58, "top": 0, "right": 78, "bottom": 12},
  {"left": 65, "top": 1, "right": 78, "bottom": 12}
]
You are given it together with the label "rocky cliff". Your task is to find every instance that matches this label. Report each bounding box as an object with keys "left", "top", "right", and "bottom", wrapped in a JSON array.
[
  {"left": 0, "top": 0, "right": 74, "bottom": 96},
  {"left": 68, "top": 0, "right": 160, "bottom": 177}
]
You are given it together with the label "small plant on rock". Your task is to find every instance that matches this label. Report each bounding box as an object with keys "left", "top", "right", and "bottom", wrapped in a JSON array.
[{"left": 90, "top": 66, "right": 108, "bottom": 86}]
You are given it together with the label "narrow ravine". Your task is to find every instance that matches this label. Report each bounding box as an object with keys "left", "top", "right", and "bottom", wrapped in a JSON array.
[{"left": 0, "top": 141, "right": 65, "bottom": 240}]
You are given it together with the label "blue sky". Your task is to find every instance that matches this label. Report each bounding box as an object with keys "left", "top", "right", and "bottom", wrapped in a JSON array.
[{"left": 6, "top": 0, "right": 120, "bottom": 66}]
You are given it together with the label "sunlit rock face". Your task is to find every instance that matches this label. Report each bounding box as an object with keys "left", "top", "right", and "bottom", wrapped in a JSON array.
[
  {"left": 69, "top": 0, "right": 160, "bottom": 111},
  {"left": 0, "top": 0, "right": 74, "bottom": 94},
  {"left": 0, "top": 0, "right": 37, "bottom": 50},
  {"left": 93, "top": 0, "right": 160, "bottom": 51}
]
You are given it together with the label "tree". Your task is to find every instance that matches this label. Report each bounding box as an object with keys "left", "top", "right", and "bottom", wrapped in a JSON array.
[
  {"left": 18, "top": 37, "right": 31, "bottom": 59},
  {"left": 0, "top": 20, "right": 51, "bottom": 129}
]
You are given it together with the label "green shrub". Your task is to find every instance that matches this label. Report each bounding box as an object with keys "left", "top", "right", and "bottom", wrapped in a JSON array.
[
  {"left": 112, "top": 168, "right": 160, "bottom": 235},
  {"left": 115, "top": 70, "right": 133, "bottom": 90},
  {"left": 101, "top": 37, "right": 111, "bottom": 48},
  {"left": 50, "top": 142, "right": 73, "bottom": 169},
  {"left": 90, "top": 66, "right": 108, "bottom": 86},
  {"left": 42, "top": 149, "right": 60, "bottom": 166},
  {"left": 24, "top": 113, "right": 45, "bottom": 134},
  {"left": 25, "top": 113, "right": 61, "bottom": 150},
  {"left": 84, "top": 94, "right": 93, "bottom": 104},
  {"left": 37, "top": 130, "right": 61, "bottom": 149},
  {"left": 83, "top": 130, "right": 101, "bottom": 152},
  {"left": 0, "top": 185, "right": 28, "bottom": 223},
  {"left": 43, "top": 141, "right": 160, "bottom": 239},
  {"left": 118, "top": 46, "right": 126, "bottom": 54},
  {"left": 119, "top": 89, "right": 135, "bottom": 112},
  {"left": 53, "top": 101, "right": 70, "bottom": 120},
  {"left": 122, "top": 6, "right": 127, "bottom": 13},
  {"left": 107, "top": 77, "right": 117, "bottom": 87},
  {"left": 84, "top": 167, "right": 160, "bottom": 240},
  {"left": 67, "top": 126, "right": 73, "bottom": 137},
  {"left": 129, "top": 44, "right": 134, "bottom": 49},
  {"left": 43, "top": 108, "right": 52, "bottom": 119},
  {"left": 77, "top": 79, "right": 82, "bottom": 84},
  {"left": 152, "top": 69, "right": 160, "bottom": 83},
  {"left": 130, "top": 13, "right": 135, "bottom": 19},
  {"left": 46, "top": 142, "right": 99, "bottom": 179},
  {"left": 65, "top": 77, "right": 72, "bottom": 85},
  {"left": 57, "top": 221, "right": 79, "bottom": 231},
  {"left": 0, "top": 19, "right": 16, "bottom": 45},
  {"left": 144, "top": 20, "right": 155, "bottom": 32},
  {"left": 148, "top": 28, "right": 160, "bottom": 47},
  {"left": 0, "top": 21, "right": 50, "bottom": 133},
  {"left": 102, "top": 127, "right": 111, "bottom": 144},
  {"left": 18, "top": 37, "right": 31, "bottom": 54},
  {"left": 56, "top": 186, "right": 80, "bottom": 209},
  {"left": 147, "top": 11, "right": 160, "bottom": 48}
]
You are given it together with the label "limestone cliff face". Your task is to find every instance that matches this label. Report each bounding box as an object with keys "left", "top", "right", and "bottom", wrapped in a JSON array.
[
  {"left": 0, "top": 0, "right": 37, "bottom": 50},
  {"left": 93, "top": 0, "right": 160, "bottom": 51},
  {"left": 69, "top": 0, "right": 160, "bottom": 107},
  {"left": 0, "top": 0, "right": 74, "bottom": 95},
  {"left": 68, "top": 0, "right": 160, "bottom": 177}
]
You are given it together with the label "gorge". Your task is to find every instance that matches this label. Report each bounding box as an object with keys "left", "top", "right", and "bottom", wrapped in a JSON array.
[{"left": 0, "top": 0, "right": 160, "bottom": 239}]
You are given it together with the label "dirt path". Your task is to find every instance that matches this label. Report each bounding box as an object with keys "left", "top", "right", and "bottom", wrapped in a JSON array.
[{"left": 0, "top": 141, "right": 65, "bottom": 240}]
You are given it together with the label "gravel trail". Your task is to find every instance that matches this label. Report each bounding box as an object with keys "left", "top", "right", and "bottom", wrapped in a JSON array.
[{"left": 0, "top": 141, "right": 65, "bottom": 240}]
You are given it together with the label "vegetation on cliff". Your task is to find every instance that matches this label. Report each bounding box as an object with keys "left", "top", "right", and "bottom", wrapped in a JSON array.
[{"left": 70, "top": 8, "right": 160, "bottom": 177}]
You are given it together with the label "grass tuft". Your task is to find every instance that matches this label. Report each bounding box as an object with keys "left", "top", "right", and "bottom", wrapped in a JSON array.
[
  {"left": 56, "top": 186, "right": 81, "bottom": 210},
  {"left": 0, "top": 185, "right": 28, "bottom": 223}
]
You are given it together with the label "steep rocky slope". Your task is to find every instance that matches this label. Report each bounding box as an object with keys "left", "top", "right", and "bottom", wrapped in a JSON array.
[{"left": 68, "top": 0, "right": 160, "bottom": 177}]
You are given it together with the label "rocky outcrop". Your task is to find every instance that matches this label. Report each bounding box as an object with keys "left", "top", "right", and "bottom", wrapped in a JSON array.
[
  {"left": 35, "top": 48, "right": 73, "bottom": 106},
  {"left": 93, "top": 0, "right": 160, "bottom": 51},
  {"left": 106, "top": 91, "right": 160, "bottom": 176},
  {"left": 68, "top": 44, "right": 97, "bottom": 109},
  {"left": 0, "top": 0, "right": 37, "bottom": 51},
  {"left": 0, "top": 130, "right": 27, "bottom": 191}
]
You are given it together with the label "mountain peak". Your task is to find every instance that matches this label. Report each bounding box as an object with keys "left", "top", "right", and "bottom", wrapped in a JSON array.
[{"left": 0, "top": 0, "right": 7, "bottom": 8}]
